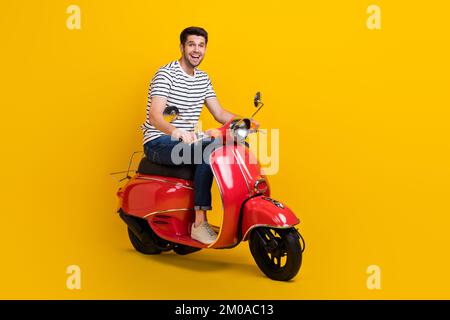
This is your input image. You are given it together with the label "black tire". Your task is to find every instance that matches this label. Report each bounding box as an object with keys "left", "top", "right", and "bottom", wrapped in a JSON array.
[
  {"left": 249, "top": 227, "right": 302, "bottom": 281},
  {"left": 173, "top": 244, "right": 202, "bottom": 255},
  {"left": 127, "top": 227, "right": 162, "bottom": 255}
]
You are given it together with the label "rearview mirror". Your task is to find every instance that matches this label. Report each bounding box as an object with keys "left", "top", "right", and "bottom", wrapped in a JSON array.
[{"left": 254, "top": 92, "right": 261, "bottom": 107}]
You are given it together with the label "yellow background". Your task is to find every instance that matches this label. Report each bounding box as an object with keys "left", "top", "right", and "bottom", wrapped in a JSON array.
[{"left": 1, "top": 0, "right": 449, "bottom": 299}]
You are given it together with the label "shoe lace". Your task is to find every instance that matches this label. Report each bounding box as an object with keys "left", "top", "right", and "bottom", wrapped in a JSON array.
[{"left": 204, "top": 223, "right": 216, "bottom": 237}]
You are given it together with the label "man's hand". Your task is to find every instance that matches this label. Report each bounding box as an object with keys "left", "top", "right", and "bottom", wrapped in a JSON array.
[
  {"left": 250, "top": 119, "right": 260, "bottom": 130},
  {"left": 172, "top": 129, "right": 196, "bottom": 144}
]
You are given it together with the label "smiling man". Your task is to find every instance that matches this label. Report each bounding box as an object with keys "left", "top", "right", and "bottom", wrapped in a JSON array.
[{"left": 141, "top": 27, "right": 257, "bottom": 244}]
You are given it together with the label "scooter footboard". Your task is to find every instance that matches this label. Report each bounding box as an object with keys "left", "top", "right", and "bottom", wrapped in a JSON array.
[{"left": 241, "top": 196, "right": 300, "bottom": 241}]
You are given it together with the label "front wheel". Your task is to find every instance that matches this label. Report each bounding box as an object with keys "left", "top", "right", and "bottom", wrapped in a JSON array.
[{"left": 249, "top": 227, "right": 303, "bottom": 281}]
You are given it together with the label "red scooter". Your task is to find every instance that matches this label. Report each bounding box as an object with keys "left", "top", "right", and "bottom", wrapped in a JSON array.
[{"left": 115, "top": 92, "right": 305, "bottom": 281}]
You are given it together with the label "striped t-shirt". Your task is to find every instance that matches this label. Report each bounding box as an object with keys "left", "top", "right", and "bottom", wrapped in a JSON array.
[{"left": 141, "top": 60, "right": 216, "bottom": 145}]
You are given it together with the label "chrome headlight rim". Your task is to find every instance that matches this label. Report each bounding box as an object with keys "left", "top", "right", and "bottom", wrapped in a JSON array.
[{"left": 231, "top": 118, "right": 251, "bottom": 140}]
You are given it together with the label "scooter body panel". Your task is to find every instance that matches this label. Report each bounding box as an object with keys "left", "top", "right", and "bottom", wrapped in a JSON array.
[
  {"left": 118, "top": 174, "right": 209, "bottom": 247},
  {"left": 147, "top": 211, "right": 211, "bottom": 248},
  {"left": 209, "top": 144, "right": 270, "bottom": 248},
  {"left": 241, "top": 196, "right": 300, "bottom": 241},
  {"left": 117, "top": 143, "right": 278, "bottom": 249},
  {"left": 117, "top": 174, "right": 194, "bottom": 217}
]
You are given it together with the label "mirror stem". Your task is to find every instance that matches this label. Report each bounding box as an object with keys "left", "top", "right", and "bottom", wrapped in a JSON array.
[{"left": 250, "top": 103, "right": 264, "bottom": 119}]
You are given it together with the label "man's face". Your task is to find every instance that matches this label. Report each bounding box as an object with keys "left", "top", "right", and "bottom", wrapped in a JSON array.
[{"left": 180, "top": 35, "right": 207, "bottom": 68}]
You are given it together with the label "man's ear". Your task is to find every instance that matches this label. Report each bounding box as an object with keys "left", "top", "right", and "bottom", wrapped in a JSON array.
[{"left": 179, "top": 43, "right": 184, "bottom": 53}]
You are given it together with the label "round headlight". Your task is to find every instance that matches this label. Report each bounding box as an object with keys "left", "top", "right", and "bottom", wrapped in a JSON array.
[
  {"left": 236, "top": 128, "right": 249, "bottom": 139},
  {"left": 231, "top": 118, "right": 251, "bottom": 140}
]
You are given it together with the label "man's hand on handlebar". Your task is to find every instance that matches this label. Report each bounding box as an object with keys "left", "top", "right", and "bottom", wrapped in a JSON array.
[
  {"left": 172, "top": 129, "right": 196, "bottom": 144},
  {"left": 250, "top": 119, "right": 260, "bottom": 130}
]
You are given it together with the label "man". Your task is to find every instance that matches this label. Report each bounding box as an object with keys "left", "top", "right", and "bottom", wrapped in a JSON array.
[{"left": 141, "top": 27, "right": 258, "bottom": 244}]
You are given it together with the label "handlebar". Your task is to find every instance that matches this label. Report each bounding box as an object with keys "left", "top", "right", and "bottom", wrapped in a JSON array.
[
  {"left": 179, "top": 129, "right": 261, "bottom": 145},
  {"left": 177, "top": 117, "right": 261, "bottom": 144}
]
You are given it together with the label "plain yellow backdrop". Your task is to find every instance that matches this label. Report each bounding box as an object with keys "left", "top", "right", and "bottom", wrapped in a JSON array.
[{"left": 1, "top": 0, "right": 449, "bottom": 299}]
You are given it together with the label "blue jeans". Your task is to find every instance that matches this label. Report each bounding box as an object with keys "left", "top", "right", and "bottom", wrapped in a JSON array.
[{"left": 143, "top": 135, "right": 222, "bottom": 211}]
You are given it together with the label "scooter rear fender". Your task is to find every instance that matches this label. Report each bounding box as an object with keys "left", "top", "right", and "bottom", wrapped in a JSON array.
[{"left": 241, "top": 196, "right": 300, "bottom": 241}]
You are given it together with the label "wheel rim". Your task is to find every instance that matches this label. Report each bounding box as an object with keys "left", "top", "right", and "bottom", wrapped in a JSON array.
[{"left": 255, "top": 228, "right": 289, "bottom": 271}]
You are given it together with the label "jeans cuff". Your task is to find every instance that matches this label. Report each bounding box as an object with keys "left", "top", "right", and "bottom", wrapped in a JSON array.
[{"left": 194, "top": 205, "right": 212, "bottom": 211}]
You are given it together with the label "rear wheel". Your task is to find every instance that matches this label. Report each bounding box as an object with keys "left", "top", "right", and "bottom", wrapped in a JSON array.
[
  {"left": 127, "top": 227, "right": 162, "bottom": 255},
  {"left": 249, "top": 227, "right": 303, "bottom": 281}
]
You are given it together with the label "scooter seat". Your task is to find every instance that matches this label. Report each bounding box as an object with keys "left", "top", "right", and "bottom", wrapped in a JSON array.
[{"left": 137, "top": 157, "right": 195, "bottom": 181}]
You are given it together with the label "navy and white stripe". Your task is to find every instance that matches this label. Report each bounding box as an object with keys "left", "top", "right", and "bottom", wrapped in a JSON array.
[{"left": 141, "top": 60, "right": 216, "bottom": 145}]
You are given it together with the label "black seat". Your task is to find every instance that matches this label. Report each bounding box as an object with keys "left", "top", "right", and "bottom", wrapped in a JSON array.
[{"left": 137, "top": 157, "right": 195, "bottom": 181}]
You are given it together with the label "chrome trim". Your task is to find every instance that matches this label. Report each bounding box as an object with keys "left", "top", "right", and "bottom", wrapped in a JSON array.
[
  {"left": 262, "top": 196, "right": 284, "bottom": 209},
  {"left": 136, "top": 176, "right": 194, "bottom": 190},
  {"left": 143, "top": 208, "right": 194, "bottom": 219},
  {"left": 242, "top": 223, "right": 300, "bottom": 241}
]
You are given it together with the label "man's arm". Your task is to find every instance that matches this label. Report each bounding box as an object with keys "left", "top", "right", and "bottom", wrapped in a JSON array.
[
  {"left": 205, "top": 97, "right": 236, "bottom": 125},
  {"left": 149, "top": 96, "right": 196, "bottom": 143},
  {"left": 205, "top": 97, "right": 260, "bottom": 129}
]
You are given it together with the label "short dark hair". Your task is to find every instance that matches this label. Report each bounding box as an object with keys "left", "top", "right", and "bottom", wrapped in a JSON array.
[{"left": 180, "top": 27, "right": 208, "bottom": 45}]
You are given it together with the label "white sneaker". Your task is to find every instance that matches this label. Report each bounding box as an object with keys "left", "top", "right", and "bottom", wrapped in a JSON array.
[{"left": 191, "top": 222, "right": 217, "bottom": 244}]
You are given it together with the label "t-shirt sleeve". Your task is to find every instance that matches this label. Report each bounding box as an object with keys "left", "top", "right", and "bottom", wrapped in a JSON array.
[
  {"left": 149, "top": 69, "right": 172, "bottom": 98},
  {"left": 205, "top": 77, "right": 216, "bottom": 100}
]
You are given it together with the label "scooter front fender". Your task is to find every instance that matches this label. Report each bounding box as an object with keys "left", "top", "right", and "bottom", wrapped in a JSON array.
[{"left": 241, "top": 196, "right": 300, "bottom": 241}]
